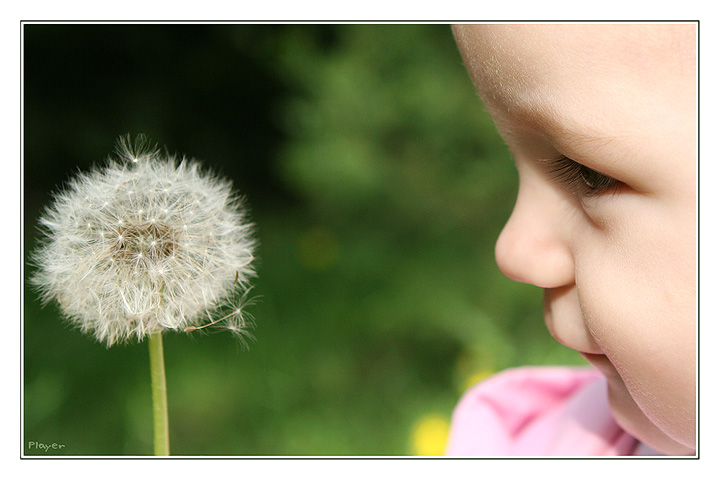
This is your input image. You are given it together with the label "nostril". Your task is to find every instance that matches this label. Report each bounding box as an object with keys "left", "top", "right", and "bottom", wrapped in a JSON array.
[{"left": 494, "top": 213, "right": 575, "bottom": 289}]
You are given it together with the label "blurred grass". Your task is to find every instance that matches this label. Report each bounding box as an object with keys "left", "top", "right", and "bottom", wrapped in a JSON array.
[{"left": 23, "top": 23, "right": 584, "bottom": 456}]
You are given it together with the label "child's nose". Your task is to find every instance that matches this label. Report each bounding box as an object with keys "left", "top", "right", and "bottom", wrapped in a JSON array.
[{"left": 494, "top": 180, "right": 574, "bottom": 288}]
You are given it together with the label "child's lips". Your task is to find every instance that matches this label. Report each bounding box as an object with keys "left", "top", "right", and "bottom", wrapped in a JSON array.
[{"left": 581, "top": 352, "right": 621, "bottom": 379}]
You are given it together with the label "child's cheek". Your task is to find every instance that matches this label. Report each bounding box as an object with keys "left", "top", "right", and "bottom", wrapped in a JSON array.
[
  {"left": 576, "top": 192, "right": 694, "bottom": 332},
  {"left": 582, "top": 191, "right": 695, "bottom": 296},
  {"left": 574, "top": 195, "right": 696, "bottom": 449}
]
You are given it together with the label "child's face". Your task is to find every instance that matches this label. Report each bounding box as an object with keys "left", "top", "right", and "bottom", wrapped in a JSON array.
[{"left": 453, "top": 24, "right": 696, "bottom": 455}]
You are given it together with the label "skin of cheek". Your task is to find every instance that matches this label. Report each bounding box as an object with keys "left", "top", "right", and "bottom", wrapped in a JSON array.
[{"left": 573, "top": 197, "right": 696, "bottom": 453}]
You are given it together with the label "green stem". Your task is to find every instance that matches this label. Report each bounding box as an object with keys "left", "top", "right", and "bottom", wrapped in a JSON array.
[{"left": 148, "top": 332, "right": 170, "bottom": 456}]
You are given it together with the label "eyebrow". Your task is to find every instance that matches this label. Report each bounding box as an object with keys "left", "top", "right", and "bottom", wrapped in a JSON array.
[
  {"left": 489, "top": 95, "right": 624, "bottom": 158},
  {"left": 551, "top": 122, "right": 622, "bottom": 156}
]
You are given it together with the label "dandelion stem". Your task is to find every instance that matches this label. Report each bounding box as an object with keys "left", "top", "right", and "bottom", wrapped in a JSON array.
[{"left": 148, "top": 332, "right": 170, "bottom": 456}]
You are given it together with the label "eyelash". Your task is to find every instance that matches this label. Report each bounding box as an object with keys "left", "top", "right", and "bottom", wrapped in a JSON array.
[{"left": 546, "top": 155, "right": 619, "bottom": 197}]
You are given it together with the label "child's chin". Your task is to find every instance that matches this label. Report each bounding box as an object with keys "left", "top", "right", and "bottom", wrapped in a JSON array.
[{"left": 605, "top": 378, "right": 694, "bottom": 455}]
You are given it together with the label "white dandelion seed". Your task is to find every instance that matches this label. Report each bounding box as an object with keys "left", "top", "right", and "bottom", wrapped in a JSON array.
[{"left": 31, "top": 135, "right": 256, "bottom": 347}]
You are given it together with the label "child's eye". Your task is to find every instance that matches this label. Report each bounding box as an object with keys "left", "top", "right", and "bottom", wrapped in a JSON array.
[{"left": 545, "top": 155, "right": 619, "bottom": 197}]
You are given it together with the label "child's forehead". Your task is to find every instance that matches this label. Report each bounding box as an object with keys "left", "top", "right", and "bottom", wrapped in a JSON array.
[
  {"left": 453, "top": 24, "right": 695, "bottom": 134},
  {"left": 454, "top": 24, "right": 693, "bottom": 71}
]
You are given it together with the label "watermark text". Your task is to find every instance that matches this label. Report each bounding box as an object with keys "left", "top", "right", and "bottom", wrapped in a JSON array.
[{"left": 27, "top": 441, "right": 66, "bottom": 453}]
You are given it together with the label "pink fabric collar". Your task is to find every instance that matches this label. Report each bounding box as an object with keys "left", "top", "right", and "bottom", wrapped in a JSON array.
[{"left": 445, "top": 367, "right": 658, "bottom": 457}]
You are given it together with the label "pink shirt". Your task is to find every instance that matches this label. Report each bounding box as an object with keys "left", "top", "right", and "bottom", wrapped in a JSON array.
[{"left": 445, "top": 367, "right": 660, "bottom": 456}]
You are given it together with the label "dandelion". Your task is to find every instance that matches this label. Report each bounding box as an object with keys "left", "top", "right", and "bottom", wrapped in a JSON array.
[
  {"left": 31, "top": 134, "right": 255, "bottom": 345},
  {"left": 30, "top": 135, "right": 256, "bottom": 455}
]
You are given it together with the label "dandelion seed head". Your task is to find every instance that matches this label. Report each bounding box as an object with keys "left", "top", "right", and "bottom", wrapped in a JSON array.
[{"left": 31, "top": 135, "right": 256, "bottom": 346}]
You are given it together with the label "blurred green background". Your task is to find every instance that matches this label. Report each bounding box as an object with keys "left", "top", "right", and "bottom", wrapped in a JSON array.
[{"left": 23, "top": 23, "right": 583, "bottom": 456}]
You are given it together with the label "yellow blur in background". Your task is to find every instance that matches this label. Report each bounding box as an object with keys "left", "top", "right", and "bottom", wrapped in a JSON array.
[{"left": 410, "top": 414, "right": 451, "bottom": 456}]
